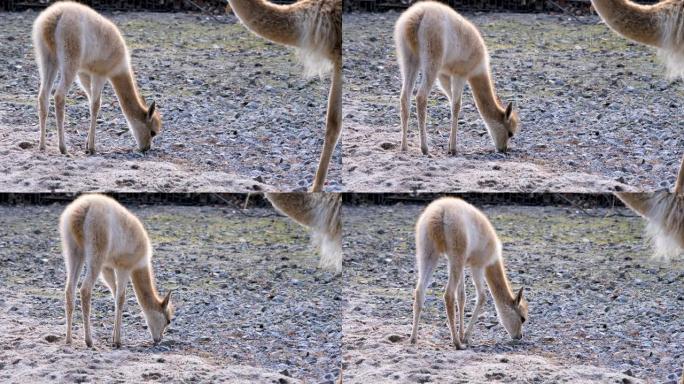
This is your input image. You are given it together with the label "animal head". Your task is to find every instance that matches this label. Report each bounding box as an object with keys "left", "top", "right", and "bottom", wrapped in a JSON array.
[
  {"left": 145, "top": 289, "right": 174, "bottom": 344},
  {"left": 499, "top": 287, "right": 528, "bottom": 340},
  {"left": 489, "top": 102, "right": 519, "bottom": 153},
  {"left": 131, "top": 101, "right": 162, "bottom": 152}
]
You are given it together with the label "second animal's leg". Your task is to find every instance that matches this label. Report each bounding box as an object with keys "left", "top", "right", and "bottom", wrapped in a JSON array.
[
  {"left": 463, "top": 267, "right": 487, "bottom": 345},
  {"left": 447, "top": 77, "right": 465, "bottom": 156},
  {"left": 311, "top": 61, "right": 342, "bottom": 192}
]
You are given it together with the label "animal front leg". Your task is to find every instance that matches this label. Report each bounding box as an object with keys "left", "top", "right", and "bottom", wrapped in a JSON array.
[
  {"left": 447, "top": 77, "right": 465, "bottom": 156},
  {"left": 112, "top": 271, "right": 129, "bottom": 348},
  {"left": 85, "top": 76, "right": 106, "bottom": 155},
  {"left": 462, "top": 267, "right": 487, "bottom": 345}
]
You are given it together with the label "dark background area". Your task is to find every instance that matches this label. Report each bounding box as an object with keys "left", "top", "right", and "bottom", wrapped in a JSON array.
[{"left": 0, "top": 192, "right": 636, "bottom": 208}]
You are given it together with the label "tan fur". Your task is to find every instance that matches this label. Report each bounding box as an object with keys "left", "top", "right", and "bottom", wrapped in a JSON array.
[
  {"left": 615, "top": 190, "right": 684, "bottom": 259},
  {"left": 395, "top": 1, "right": 519, "bottom": 155},
  {"left": 265, "top": 193, "right": 342, "bottom": 273},
  {"left": 592, "top": 0, "right": 684, "bottom": 77},
  {"left": 410, "top": 197, "right": 528, "bottom": 348},
  {"left": 228, "top": 0, "right": 342, "bottom": 191},
  {"left": 60, "top": 194, "right": 173, "bottom": 347},
  {"left": 33, "top": 1, "right": 161, "bottom": 155}
]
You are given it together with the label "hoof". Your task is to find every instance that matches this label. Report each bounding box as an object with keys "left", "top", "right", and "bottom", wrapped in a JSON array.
[
  {"left": 113, "top": 341, "right": 121, "bottom": 349},
  {"left": 409, "top": 337, "right": 417, "bottom": 345},
  {"left": 39, "top": 144, "right": 46, "bottom": 151},
  {"left": 421, "top": 148, "right": 429, "bottom": 156},
  {"left": 453, "top": 341, "right": 465, "bottom": 350},
  {"left": 85, "top": 340, "right": 93, "bottom": 348},
  {"left": 85, "top": 148, "right": 95, "bottom": 155},
  {"left": 59, "top": 147, "right": 68, "bottom": 155},
  {"left": 400, "top": 144, "right": 408, "bottom": 152}
]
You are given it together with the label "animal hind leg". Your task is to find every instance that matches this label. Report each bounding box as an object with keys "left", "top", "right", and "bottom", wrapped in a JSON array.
[
  {"left": 415, "top": 39, "right": 442, "bottom": 156},
  {"left": 410, "top": 239, "right": 439, "bottom": 344},
  {"left": 38, "top": 56, "right": 58, "bottom": 151},
  {"left": 64, "top": 238, "right": 84, "bottom": 345},
  {"left": 54, "top": 62, "right": 78, "bottom": 155},
  {"left": 399, "top": 52, "right": 419, "bottom": 152},
  {"left": 444, "top": 257, "right": 465, "bottom": 349}
]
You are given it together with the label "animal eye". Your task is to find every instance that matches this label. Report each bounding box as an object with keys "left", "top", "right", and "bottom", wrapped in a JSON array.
[
  {"left": 508, "top": 131, "right": 513, "bottom": 138},
  {"left": 150, "top": 131, "right": 157, "bottom": 138},
  {"left": 521, "top": 316, "right": 526, "bottom": 324}
]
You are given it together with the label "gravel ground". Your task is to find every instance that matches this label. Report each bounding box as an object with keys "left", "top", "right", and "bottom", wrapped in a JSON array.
[
  {"left": 0, "top": 11, "right": 341, "bottom": 192},
  {"left": 342, "top": 12, "right": 683, "bottom": 193},
  {"left": 0, "top": 202, "right": 341, "bottom": 383},
  {"left": 342, "top": 202, "right": 684, "bottom": 383}
]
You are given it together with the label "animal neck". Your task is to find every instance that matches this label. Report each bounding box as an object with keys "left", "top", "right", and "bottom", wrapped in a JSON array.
[
  {"left": 469, "top": 71, "right": 505, "bottom": 124},
  {"left": 228, "top": 0, "right": 302, "bottom": 47},
  {"left": 615, "top": 193, "right": 655, "bottom": 217},
  {"left": 591, "top": 0, "right": 663, "bottom": 47},
  {"left": 484, "top": 257, "right": 515, "bottom": 310},
  {"left": 110, "top": 70, "right": 148, "bottom": 126},
  {"left": 131, "top": 262, "right": 162, "bottom": 314}
]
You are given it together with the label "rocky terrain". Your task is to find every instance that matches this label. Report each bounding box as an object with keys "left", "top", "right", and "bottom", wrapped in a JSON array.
[
  {"left": 0, "top": 201, "right": 341, "bottom": 383},
  {"left": 343, "top": 201, "right": 684, "bottom": 383},
  {"left": 0, "top": 11, "right": 341, "bottom": 192},
  {"left": 343, "top": 12, "right": 683, "bottom": 192}
]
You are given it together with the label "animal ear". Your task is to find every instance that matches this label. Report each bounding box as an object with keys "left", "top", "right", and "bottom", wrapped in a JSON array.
[
  {"left": 147, "top": 101, "right": 157, "bottom": 121},
  {"left": 161, "top": 289, "right": 173, "bottom": 308},
  {"left": 505, "top": 102, "right": 514, "bottom": 120},
  {"left": 515, "top": 287, "right": 524, "bottom": 305}
]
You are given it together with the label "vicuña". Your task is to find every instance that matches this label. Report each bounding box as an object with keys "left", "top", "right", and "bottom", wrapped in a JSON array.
[
  {"left": 61, "top": 194, "right": 173, "bottom": 347},
  {"left": 33, "top": 1, "right": 161, "bottom": 155},
  {"left": 410, "top": 197, "right": 527, "bottom": 349},
  {"left": 395, "top": 1, "right": 519, "bottom": 155}
]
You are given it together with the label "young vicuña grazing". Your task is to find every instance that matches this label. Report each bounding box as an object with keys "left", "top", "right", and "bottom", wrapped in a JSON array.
[
  {"left": 60, "top": 194, "right": 173, "bottom": 347},
  {"left": 227, "top": 0, "right": 342, "bottom": 192},
  {"left": 410, "top": 197, "right": 527, "bottom": 349},
  {"left": 592, "top": 0, "right": 684, "bottom": 78},
  {"left": 265, "top": 192, "right": 342, "bottom": 273},
  {"left": 615, "top": 154, "right": 684, "bottom": 259},
  {"left": 33, "top": 1, "right": 161, "bottom": 155},
  {"left": 395, "top": 1, "right": 519, "bottom": 155}
]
